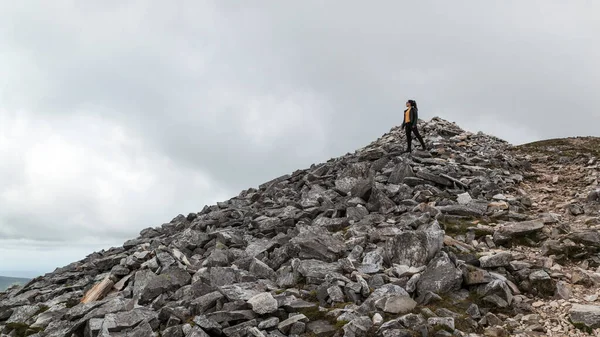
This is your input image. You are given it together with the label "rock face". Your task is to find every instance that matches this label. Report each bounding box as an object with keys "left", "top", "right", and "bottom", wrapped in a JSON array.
[
  {"left": 384, "top": 223, "right": 444, "bottom": 268},
  {"left": 416, "top": 252, "right": 462, "bottom": 296},
  {"left": 492, "top": 219, "right": 544, "bottom": 245},
  {"left": 247, "top": 293, "right": 278, "bottom": 315},
  {"left": 570, "top": 304, "right": 600, "bottom": 329},
  {"left": 1, "top": 118, "right": 599, "bottom": 336}
]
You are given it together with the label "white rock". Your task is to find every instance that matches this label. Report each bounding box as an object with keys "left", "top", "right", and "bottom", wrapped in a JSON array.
[
  {"left": 457, "top": 192, "right": 473, "bottom": 205},
  {"left": 372, "top": 313, "right": 383, "bottom": 326},
  {"left": 247, "top": 292, "right": 278, "bottom": 314}
]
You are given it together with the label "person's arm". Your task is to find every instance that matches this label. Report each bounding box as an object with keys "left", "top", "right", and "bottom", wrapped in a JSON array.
[{"left": 410, "top": 108, "right": 417, "bottom": 127}]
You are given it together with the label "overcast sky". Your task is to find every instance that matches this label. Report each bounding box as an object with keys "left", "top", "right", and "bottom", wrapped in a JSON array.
[{"left": 1, "top": 1, "right": 598, "bottom": 278}]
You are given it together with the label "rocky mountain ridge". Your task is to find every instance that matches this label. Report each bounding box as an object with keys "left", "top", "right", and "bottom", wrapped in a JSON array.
[{"left": 1, "top": 117, "right": 599, "bottom": 337}]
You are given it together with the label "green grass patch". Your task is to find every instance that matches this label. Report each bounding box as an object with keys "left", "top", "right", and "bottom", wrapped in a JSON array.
[
  {"left": 5, "top": 322, "right": 43, "bottom": 337},
  {"left": 514, "top": 137, "right": 600, "bottom": 158},
  {"left": 438, "top": 216, "right": 490, "bottom": 238},
  {"left": 298, "top": 306, "right": 328, "bottom": 321},
  {"left": 298, "top": 306, "right": 348, "bottom": 335},
  {"left": 334, "top": 320, "right": 349, "bottom": 330},
  {"left": 34, "top": 305, "right": 50, "bottom": 316},
  {"left": 569, "top": 319, "right": 594, "bottom": 334}
]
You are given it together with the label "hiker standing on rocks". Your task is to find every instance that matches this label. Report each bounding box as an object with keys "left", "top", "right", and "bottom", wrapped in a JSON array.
[{"left": 401, "top": 99, "right": 427, "bottom": 153}]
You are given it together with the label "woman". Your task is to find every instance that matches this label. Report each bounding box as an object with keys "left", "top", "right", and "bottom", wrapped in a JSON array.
[{"left": 401, "top": 99, "right": 427, "bottom": 153}]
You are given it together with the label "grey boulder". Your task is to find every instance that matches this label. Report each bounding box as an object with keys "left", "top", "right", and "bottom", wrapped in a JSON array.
[
  {"left": 416, "top": 252, "right": 462, "bottom": 295},
  {"left": 247, "top": 292, "right": 278, "bottom": 315}
]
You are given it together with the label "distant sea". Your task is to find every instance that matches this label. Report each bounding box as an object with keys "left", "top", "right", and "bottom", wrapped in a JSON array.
[{"left": 0, "top": 276, "right": 31, "bottom": 291}]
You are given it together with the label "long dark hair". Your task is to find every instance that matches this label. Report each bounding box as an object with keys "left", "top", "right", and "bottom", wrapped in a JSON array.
[{"left": 408, "top": 100, "right": 417, "bottom": 109}]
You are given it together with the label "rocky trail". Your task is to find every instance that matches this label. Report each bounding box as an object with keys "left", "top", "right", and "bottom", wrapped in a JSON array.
[{"left": 1, "top": 117, "right": 599, "bottom": 337}]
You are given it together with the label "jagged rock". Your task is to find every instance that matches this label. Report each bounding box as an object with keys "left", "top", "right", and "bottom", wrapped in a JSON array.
[
  {"left": 219, "top": 282, "right": 270, "bottom": 301},
  {"left": 185, "top": 325, "right": 211, "bottom": 337},
  {"left": 556, "top": 281, "right": 572, "bottom": 300},
  {"left": 206, "top": 310, "right": 256, "bottom": 323},
  {"left": 290, "top": 321, "right": 306, "bottom": 334},
  {"left": 39, "top": 320, "right": 74, "bottom": 336},
  {"left": 377, "top": 319, "right": 403, "bottom": 333},
  {"left": 384, "top": 225, "right": 444, "bottom": 267},
  {"left": 99, "top": 308, "right": 158, "bottom": 332},
  {"left": 435, "top": 308, "right": 461, "bottom": 319},
  {"left": 132, "top": 269, "right": 156, "bottom": 300},
  {"left": 94, "top": 254, "right": 127, "bottom": 271},
  {"left": 528, "top": 270, "right": 556, "bottom": 297},
  {"left": 464, "top": 268, "right": 493, "bottom": 285},
  {"left": 477, "top": 280, "right": 513, "bottom": 307},
  {"left": 6, "top": 304, "right": 41, "bottom": 325},
  {"left": 327, "top": 285, "right": 345, "bottom": 302},
  {"left": 203, "top": 249, "right": 230, "bottom": 267},
  {"left": 111, "top": 265, "right": 130, "bottom": 277},
  {"left": 247, "top": 292, "right": 278, "bottom": 314},
  {"left": 342, "top": 316, "right": 373, "bottom": 337},
  {"left": 290, "top": 225, "right": 346, "bottom": 262},
  {"left": 296, "top": 259, "right": 342, "bottom": 283},
  {"left": 31, "top": 306, "right": 67, "bottom": 330},
  {"left": 126, "top": 320, "right": 156, "bottom": 337},
  {"left": 191, "top": 291, "right": 224, "bottom": 314},
  {"left": 437, "top": 205, "right": 485, "bottom": 217},
  {"left": 336, "top": 177, "right": 360, "bottom": 194},
  {"left": 358, "top": 284, "right": 409, "bottom": 315},
  {"left": 492, "top": 220, "right": 544, "bottom": 245},
  {"left": 479, "top": 252, "right": 512, "bottom": 268},
  {"left": 276, "top": 266, "right": 298, "bottom": 288},
  {"left": 222, "top": 319, "right": 257, "bottom": 337},
  {"left": 250, "top": 259, "right": 276, "bottom": 280},
  {"left": 389, "top": 162, "right": 415, "bottom": 185},
  {"left": 351, "top": 179, "right": 373, "bottom": 201},
  {"left": 86, "top": 317, "right": 104, "bottom": 337},
  {"left": 372, "top": 313, "right": 384, "bottom": 326},
  {"left": 466, "top": 304, "right": 481, "bottom": 319},
  {"left": 278, "top": 314, "right": 308, "bottom": 334},
  {"left": 570, "top": 304, "right": 600, "bottom": 330},
  {"left": 209, "top": 267, "right": 239, "bottom": 287},
  {"left": 416, "top": 170, "right": 453, "bottom": 187},
  {"left": 258, "top": 317, "right": 280, "bottom": 330},
  {"left": 416, "top": 252, "right": 462, "bottom": 295},
  {"left": 568, "top": 230, "right": 600, "bottom": 247},
  {"left": 139, "top": 267, "right": 191, "bottom": 304},
  {"left": 484, "top": 312, "right": 503, "bottom": 327},
  {"left": 247, "top": 327, "right": 266, "bottom": 337},
  {"left": 484, "top": 326, "right": 509, "bottom": 337},
  {"left": 381, "top": 329, "right": 414, "bottom": 337},
  {"left": 245, "top": 238, "right": 277, "bottom": 258},
  {"left": 457, "top": 192, "right": 473, "bottom": 205},
  {"left": 428, "top": 317, "right": 455, "bottom": 331},
  {"left": 588, "top": 190, "right": 600, "bottom": 202},
  {"left": 163, "top": 326, "right": 184, "bottom": 337},
  {"left": 379, "top": 295, "right": 417, "bottom": 314},
  {"left": 193, "top": 315, "right": 222, "bottom": 335},
  {"left": 306, "top": 321, "right": 336, "bottom": 337}
]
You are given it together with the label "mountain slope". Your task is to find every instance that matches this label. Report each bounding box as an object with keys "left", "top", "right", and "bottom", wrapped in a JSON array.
[
  {"left": 1, "top": 117, "right": 599, "bottom": 337},
  {"left": 0, "top": 277, "right": 30, "bottom": 292}
]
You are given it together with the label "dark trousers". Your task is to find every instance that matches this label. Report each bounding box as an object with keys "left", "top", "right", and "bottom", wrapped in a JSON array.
[{"left": 405, "top": 123, "right": 426, "bottom": 151}]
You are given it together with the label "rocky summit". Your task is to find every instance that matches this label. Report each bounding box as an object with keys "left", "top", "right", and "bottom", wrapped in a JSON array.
[{"left": 1, "top": 117, "right": 599, "bottom": 337}]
